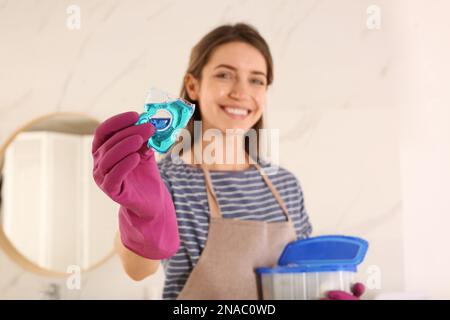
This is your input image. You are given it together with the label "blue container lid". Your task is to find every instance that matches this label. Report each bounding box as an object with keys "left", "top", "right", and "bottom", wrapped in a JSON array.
[{"left": 277, "top": 235, "right": 368, "bottom": 269}]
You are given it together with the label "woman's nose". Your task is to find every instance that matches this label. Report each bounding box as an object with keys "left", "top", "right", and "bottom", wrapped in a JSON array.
[{"left": 229, "top": 78, "right": 250, "bottom": 100}]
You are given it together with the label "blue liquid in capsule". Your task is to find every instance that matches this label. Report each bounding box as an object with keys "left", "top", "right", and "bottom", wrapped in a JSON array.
[{"left": 135, "top": 99, "right": 195, "bottom": 153}]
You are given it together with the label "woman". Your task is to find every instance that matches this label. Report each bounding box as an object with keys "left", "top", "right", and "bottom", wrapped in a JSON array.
[{"left": 92, "top": 23, "right": 364, "bottom": 300}]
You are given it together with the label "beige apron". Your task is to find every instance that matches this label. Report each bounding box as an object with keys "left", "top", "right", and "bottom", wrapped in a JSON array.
[{"left": 176, "top": 163, "right": 298, "bottom": 300}]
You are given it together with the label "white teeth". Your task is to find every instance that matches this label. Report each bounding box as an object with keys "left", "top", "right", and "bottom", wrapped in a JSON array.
[{"left": 224, "top": 107, "right": 249, "bottom": 116}]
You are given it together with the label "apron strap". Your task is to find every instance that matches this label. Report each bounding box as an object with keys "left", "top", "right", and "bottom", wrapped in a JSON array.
[
  {"left": 201, "top": 163, "right": 292, "bottom": 222},
  {"left": 201, "top": 166, "right": 223, "bottom": 218},
  {"left": 253, "top": 163, "right": 292, "bottom": 223}
]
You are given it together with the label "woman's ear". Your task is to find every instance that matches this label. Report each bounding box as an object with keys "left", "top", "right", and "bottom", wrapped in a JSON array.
[{"left": 184, "top": 73, "right": 200, "bottom": 101}]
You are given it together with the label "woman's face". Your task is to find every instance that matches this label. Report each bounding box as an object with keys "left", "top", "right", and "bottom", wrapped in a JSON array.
[{"left": 185, "top": 41, "right": 268, "bottom": 133}]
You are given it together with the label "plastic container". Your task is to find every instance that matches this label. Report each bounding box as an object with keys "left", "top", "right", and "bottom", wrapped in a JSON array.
[
  {"left": 135, "top": 87, "right": 195, "bottom": 153},
  {"left": 256, "top": 235, "right": 368, "bottom": 300}
]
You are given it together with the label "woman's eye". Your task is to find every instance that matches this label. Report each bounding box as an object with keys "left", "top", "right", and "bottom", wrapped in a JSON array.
[
  {"left": 216, "top": 73, "right": 231, "bottom": 79},
  {"left": 251, "top": 78, "right": 265, "bottom": 85}
]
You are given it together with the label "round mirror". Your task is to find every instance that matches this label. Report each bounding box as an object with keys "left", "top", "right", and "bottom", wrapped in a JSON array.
[{"left": 0, "top": 113, "right": 116, "bottom": 276}]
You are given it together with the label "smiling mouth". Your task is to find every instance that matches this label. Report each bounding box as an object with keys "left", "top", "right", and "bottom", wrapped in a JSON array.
[{"left": 220, "top": 105, "right": 252, "bottom": 119}]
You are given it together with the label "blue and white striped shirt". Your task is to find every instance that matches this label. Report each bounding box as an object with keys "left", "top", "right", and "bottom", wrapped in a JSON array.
[{"left": 157, "top": 155, "right": 312, "bottom": 300}]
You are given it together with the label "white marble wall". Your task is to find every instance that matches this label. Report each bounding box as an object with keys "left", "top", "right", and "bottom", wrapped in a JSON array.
[
  {"left": 1, "top": 0, "right": 449, "bottom": 299},
  {"left": 395, "top": 1, "right": 450, "bottom": 299}
]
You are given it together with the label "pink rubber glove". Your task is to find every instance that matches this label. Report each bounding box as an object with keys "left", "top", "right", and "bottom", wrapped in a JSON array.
[
  {"left": 323, "top": 283, "right": 365, "bottom": 300},
  {"left": 92, "top": 111, "right": 179, "bottom": 260}
]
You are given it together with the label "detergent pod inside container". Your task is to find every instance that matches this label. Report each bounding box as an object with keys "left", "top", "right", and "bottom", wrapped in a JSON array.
[
  {"left": 256, "top": 235, "right": 368, "bottom": 300},
  {"left": 135, "top": 87, "right": 195, "bottom": 153}
]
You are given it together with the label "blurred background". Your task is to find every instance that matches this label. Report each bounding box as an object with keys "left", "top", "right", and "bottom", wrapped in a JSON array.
[{"left": 0, "top": 0, "right": 449, "bottom": 299}]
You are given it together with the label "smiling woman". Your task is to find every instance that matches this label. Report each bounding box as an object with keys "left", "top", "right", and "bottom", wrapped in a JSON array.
[
  {"left": 92, "top": 23, "right": 338, "bottom": 301},
  {"left": 181, "top": 41, "right": 269, "bottom": 169},
  {"left": 178, "top": 23, "right": 273, "bottom": 163},
  {"left": 194, "top": 51, "right": 266, "bottom": 127}
]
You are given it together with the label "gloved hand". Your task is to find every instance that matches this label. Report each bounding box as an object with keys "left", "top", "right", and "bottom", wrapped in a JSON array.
[
  {"left": 92, "top": 111, "right": 179, "bottom": 260},
  {"left": 323, "top": 283, "right": 365, "bottom": 300}
]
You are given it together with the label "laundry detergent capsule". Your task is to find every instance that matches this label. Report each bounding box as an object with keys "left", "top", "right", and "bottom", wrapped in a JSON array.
[{"left": 136, "top": 88, "right": 195, "bottom": 153}]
